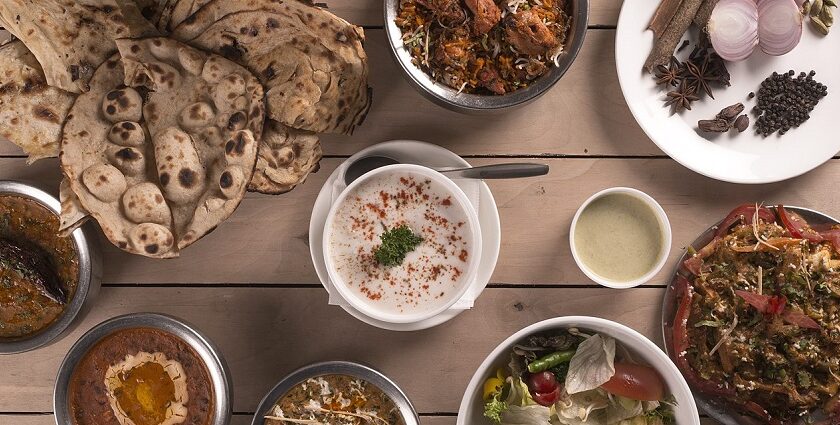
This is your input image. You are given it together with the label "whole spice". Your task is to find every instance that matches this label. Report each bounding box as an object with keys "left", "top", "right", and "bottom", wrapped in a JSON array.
[
  {"left": 695, "top": 0, "right": 721, "bottom": 27},
  {"left": 734, "top": 114, "right": 750, "bottom": 132},
  {"left": 803, "top": 0, "right": 836, "bottom": 35},
  {"left": 697, "top": 102, "right": 747, "bottom": 133},
  {"left": 645, "top": 0, "right": 705, "bottom": 71},
  {"left": 665, "top": 81, "right": 700, "bottom": 112},
  {"left": 373, "top": 225, "right": 424, "bottom": 267},
  {"left": 753, "top": 70, "right": 828, "bottom": 136},
  {"left": 698, "top": 118, "right": 731, "bottom": 132},
  {"left": 653, "top": 56, "right": 684, "bottom": 87},
  {"left": 718, "top": 102, "right": 745, "bottom": 120}
]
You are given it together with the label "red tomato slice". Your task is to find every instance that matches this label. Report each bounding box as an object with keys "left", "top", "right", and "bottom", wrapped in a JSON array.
[{"left": 600, "top": 363, "right": 665, "bottom": 401}]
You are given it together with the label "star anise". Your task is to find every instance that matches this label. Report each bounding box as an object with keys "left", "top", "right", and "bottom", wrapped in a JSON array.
[
  {"left": 653, "top": 56, "right": 683, "bottom": 87},
  {"left": 664, "top": 81, "right": 699, "bottom": 113},
  {"left": 684, "top": 58, "right": 716, "bottom": 99}
]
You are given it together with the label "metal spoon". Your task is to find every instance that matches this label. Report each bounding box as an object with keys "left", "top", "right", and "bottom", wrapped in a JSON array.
[{"left": 343, "top": 155, "right": 549, "bottom": 186}]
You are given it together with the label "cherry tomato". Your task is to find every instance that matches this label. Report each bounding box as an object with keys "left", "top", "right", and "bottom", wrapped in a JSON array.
[
  {"left": 527, "top": 371, "right": 561, "bottom": 406},
  {"left": 600, "top": 363, "right": 665, "bottom": 401}
]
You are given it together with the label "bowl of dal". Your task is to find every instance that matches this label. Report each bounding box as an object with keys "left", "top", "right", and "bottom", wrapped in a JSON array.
[{"left": 569, "top": 187, "right": 671, "bottom": 288}]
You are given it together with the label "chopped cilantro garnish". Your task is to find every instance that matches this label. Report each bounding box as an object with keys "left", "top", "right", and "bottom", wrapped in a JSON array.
[{"left": 373, "top": 225, "right": 423, "bottom": 267}]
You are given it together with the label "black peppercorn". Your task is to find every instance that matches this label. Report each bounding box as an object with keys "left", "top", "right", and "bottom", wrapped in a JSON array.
[{"left": 753, "top": 70, "right": 828, "bottom": 137}]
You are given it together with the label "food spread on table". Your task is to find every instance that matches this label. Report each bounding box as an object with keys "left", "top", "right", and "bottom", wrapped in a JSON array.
[
  {"left": 2, "top": 0, "right": 840, "bottom": 424},
  {"left": 482, "top": 329, "right": 675, "bottom": 424},
  {"left": 328, "top": 169, "right": 474, "bottom": 316},
  {"left": 0, "top": 195, "right": 78, "bottom": 338},
  {"left": 68, "top": 327, "right": 214, "bottom": 425},
  {"left": 672, "top": 204, "right": 840, "bottom": 423},
  {"left": 395, "top": 0, "right": 572, "bottom": 94},
  {"left": 264, "top": 374, "right": 406, "bottom": 425}
]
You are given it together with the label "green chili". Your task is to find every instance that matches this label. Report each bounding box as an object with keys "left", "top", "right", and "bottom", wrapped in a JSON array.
[{"left": 527, "top": 350, "right": 576, "bottom": 373}]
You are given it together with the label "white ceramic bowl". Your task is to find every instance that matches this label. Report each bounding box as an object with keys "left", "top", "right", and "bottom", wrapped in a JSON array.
[
  {"left": 569, "top": 187, "right": 672, "bottom": 288},
  {"left": 457, "top": 316, "right": 700, "bottom": 425},
  {"left": 323, "top": 163, "right": 482, "bottom": 324}
]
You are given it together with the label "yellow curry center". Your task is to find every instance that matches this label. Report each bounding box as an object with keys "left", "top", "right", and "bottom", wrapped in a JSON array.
[{"left": 114, "top": 361, "right": 176, "bottom": 425}]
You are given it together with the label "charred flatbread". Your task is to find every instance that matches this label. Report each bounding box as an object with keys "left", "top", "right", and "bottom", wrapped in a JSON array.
[
  {"left": 249, "top": 121, "right": 321, "bottom": 194},
  {"left": 134, "top": 0, "right": 179, "bottom": 33},
  {"left": 173, "top": 0, "right": 370, "bottom": 135},
  {"left": 0, "top": 41, "right": 75, "bottom": 162},
  {"left": 0, "top": 0, "right": 157, "bottom": 93},
  {"left": 61, "top": 38, "right": 264, "bottom": 258}
]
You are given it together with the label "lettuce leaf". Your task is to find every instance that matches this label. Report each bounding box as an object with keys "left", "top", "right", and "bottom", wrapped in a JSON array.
[
  {"left": 564, "top": 334, "right": 616, "bottom": 394},
  {"left": 499, "top": 404, "right": 554, "bottom": 425}
]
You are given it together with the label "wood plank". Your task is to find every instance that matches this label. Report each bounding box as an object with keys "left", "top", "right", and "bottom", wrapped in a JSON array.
[
  {"left": 0, "top": 30, "right": 659, "bottom": 158},
  {"left": 322, "top": 0, "right": 623, "bottom": 28},
  {"left": 4, "top": 156, "right": 840, "bottom": 285},
  {"left": 0, "top": 287, "right": 666, "bottom": 414}
]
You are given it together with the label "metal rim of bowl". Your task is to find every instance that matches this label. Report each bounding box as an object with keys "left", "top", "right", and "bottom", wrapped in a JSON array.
[
  {"left": 660, "top": 206, "right": 839, "bottom": 425},
  {"left": 53, "top": 313, "right": 232, "bottom": 425},
  {"left": 250, "top": 361, "right": 420, "bottom": 425},
  {"left": 383, "top": 0, "right": 590, "bottom": 112},
  {"left": 0, "top": 180, "right": 102, "bottom": 354}
]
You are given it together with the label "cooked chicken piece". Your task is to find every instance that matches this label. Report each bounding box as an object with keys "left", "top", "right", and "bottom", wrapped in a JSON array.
[
  {"left": 417, "top": 0, "right": 466, "bottom": 26},
  {"left": 478, "top": 66, "right": 505, "bottom": 94},
  {"left": 504, "top": 10, "right": 560, "bottom": 56},
  {"left": 465, "top": 0, "right": 501, "bottom": 35}
]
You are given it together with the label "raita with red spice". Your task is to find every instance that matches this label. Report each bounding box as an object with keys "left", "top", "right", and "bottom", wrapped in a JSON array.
[{"left": 328, "top": 171, "right": 475, "bottom": 316}]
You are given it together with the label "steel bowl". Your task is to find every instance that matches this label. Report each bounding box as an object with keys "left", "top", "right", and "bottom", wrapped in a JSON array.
[
  {"left": 251, "top": 361, "right": 420, "bottom": 425},
  {"left": 384, "top": 0, "right": 589, "bottom": 113},
  {"left": 54, "top": 313, "right": 232, "bottom": 425},
  {"left": 0, "top": 180, "right": 102, "bottom": 354},
  {"left": 661, "top": 206, "right": 839, "bottom": 425}
]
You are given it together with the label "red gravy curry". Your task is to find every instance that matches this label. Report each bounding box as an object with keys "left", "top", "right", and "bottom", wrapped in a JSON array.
[
  {"left": 68, "top": 327, "right": 215, "bottom": 425},
  {"left": 0, "top": 195, "right": 78, "bottom": 338}
]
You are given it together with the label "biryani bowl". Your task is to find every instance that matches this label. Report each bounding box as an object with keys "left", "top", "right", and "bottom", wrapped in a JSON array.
[
  {"left": 0, "top": 181, "right": 101, "bottom": 354},
  {"left": 384, "top": 0, "right": 589, "bottom": 113},
  {"left": 457, "top": 316, "right": 700, "bottom": 425},
  {"left": 323, "top": 164, "right": 482, "bottom": 324}
]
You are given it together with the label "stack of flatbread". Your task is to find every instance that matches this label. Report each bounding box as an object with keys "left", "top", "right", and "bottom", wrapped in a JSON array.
[{"left": 0, "top": 0, "right": 371, "bottom": 257}]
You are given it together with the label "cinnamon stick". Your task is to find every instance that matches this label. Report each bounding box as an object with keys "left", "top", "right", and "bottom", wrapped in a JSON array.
[
  {"left": 649, "top": 0, "right": 686, "bottom": 37},
  {"left": 644, "top": 0, "right": 704, "bottom": 72},
  {"left": 693, "top": 0, "right": 720, "bottom": 28}
]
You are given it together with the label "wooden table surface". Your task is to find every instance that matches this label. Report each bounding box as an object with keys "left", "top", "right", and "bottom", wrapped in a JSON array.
[{"left": 2, "top": 1, "right": 837, "bottom": 424}]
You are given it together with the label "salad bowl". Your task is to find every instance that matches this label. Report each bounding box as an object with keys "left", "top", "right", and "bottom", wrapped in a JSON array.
[{"left": 457, "top": 316, "right": 699, "bottom": 425}]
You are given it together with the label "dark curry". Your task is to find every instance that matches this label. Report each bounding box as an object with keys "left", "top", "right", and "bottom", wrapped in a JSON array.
[
  {"left": 68, "top": 327, "right": 215, "bottom": 425},
  {"left": 0, "top": 195, "right": 78, "bottom": 338}
]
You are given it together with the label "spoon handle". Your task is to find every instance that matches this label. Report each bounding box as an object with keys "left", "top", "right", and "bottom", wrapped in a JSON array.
[{"left": 440, "top": 163, "right": 549, "bottom": 179}]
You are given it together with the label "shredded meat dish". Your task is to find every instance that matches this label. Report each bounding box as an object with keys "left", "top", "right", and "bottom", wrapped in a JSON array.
[
  {"left": 672, "top": 205, "right": 840, "bottom": 424},
  {"left": 395, "top": 0, "right": 571, "bottom": 95}
]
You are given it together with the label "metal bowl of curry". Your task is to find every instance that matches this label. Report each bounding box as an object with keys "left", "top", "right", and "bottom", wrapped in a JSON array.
[
  {"left": 385, "top": 0, "right": 589, "bottom": 113},
  {"left": 252, "top": 361, "right": 420, "bottom": 425},
  {"left": 54, "top": 313, "right": 232, "bottom": 425},
  {"left": 0, "top": 180, "right": 101, "bottom": 354}
]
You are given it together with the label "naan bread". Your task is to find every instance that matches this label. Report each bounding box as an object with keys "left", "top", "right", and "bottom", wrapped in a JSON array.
[
  {"left": 173, "top": 1, "right": 371, "bottom": 135},
  {"left": 0, "top": 0, "right": 157, "bottom": 93},
  {"left": 0, "top": 41, "right": 75, "bottom": 163},
  {"left": 249, "top": 121, "right": 321, "bottom": 194},
  {"left": 167, "top": 0, "right": 213, "bottom": 32},
  {"left": 134, "top": 0, "right": 179, "bottom": 33},
  {"left": 61, "top": 39, "right": 264, "bottom": 258}
]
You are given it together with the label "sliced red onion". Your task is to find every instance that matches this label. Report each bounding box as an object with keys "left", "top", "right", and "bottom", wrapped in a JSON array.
[
  {"left": 708, "top": 0, "right": 760, "bottom": 62},
  {"left": 758, "top": 0, "right": 803, "bottom": 56}
]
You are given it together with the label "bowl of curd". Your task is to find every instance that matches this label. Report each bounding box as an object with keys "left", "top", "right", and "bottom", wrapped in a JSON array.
[{"left": 323, "top": 164, "right": 482, "bottom": 323}]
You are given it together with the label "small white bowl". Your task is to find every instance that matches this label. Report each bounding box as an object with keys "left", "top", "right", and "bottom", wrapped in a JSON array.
[
  {"left": 323, "top": 163, "right": 482, "bottom": 324},
  {"left": 569, "top": 187, "right": 671, "bottom": 288},
  {"left": 456, "top": 316, "right": 700, "bottom": 425}
]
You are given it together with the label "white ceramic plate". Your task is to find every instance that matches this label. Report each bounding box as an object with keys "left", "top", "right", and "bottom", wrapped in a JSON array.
[
  {"left": 616, "top": 2, "right": 840, "bottom": 184},
  {"left": 308, "top": 140, "right": 501, "bottom": 331},
  {"left": 457, "top": 316, "right": 701, "bottom": 425}
]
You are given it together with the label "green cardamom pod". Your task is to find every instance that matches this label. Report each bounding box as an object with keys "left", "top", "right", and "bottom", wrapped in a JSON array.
[
  {"left": 812, "top": 0, "right": 824, "bottom": 15},
  {"left": 825, "top": 0, "right": 837, "bottom": 7},
  {"left": 804, "top": 0, "right": 813, "bottom": 15},
  {"left": 822, "top": 6, "right": 834, "bottom": 26},
  {"left": 812, "top": 15, "right": 830, "bottom": 34}
]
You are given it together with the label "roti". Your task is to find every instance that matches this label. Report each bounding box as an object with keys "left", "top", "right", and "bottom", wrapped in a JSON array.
[
  {"left": 173, "top": 1, "right": 371, "bottom": 135},
  {"left": 0, "top": 0, "right": 157, "bottom": 93},
  {"left": 134, "top": 0, "right": 179, "bottom": 33},
  {"left": 61, "top": 38, "right": 264, "bottom": 258},
  {"left": 0, "top": 41, "right": 75, "bottom": 163},
  {"left": 249, "top": 120, "right": 322, "bottom": 194}
]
